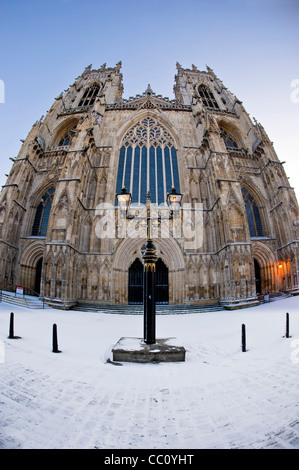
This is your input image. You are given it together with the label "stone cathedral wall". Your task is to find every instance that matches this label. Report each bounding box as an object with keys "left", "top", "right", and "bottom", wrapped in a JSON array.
[{"left": 0, "top": 63, "right": 298, "bottom": 309}]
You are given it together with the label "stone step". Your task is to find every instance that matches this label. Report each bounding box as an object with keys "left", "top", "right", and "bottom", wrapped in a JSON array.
[
  {"left": 0, "top": 291, "right": 50, "bottom": 309},
  {"left": 258, "top": 292, "right": 292, "bottom": 303},
  {"left": 71, "top": 302, "right": 225, "bottom": 315},
  {"left": 1, "top": 291, "right": 292, "bottom": 313}
]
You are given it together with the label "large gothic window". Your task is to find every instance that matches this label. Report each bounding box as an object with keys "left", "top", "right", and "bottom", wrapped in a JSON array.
[
  {"left": 242, "top": 187, "right": 264, "bottom": 237},
  {"left": 220, "top": 128, "right": 238, "bottom": 149},
  {"left": 78, "top": 84, "right": 100, "bottom": 107},
  {"left": 198, "top": 84, "right": 219, "bottom": 109},
  {"left": 115, "top": 117, "right": 180, "bottom": 205},
  {"left": 32, "top": 187, "right": 55, "bottom": 236},
  {"left": 58, "top": 125, "right": 77, "bottom": 147}
]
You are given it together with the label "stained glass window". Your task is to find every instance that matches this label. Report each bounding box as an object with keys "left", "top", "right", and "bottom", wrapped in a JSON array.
[
  {"left": 242, "top": 187, "right": 263, "bottom": 237},
  {"left": 32, "top": 187, "right": 55, "bottom": 236},
  {"left": 115, "top": 117, "right": 180, "bottom": 205},
  {"left": 198, "top": 85, "right": 219, "bottom": 109}
]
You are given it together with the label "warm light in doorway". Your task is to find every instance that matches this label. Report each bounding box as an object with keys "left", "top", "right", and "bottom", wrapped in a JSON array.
[{"left": 278, "top": 264, "right": 283, "bottom": 269}]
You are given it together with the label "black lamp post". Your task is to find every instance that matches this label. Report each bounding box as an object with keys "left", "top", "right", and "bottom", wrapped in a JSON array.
[
  {"left": 117, "top": 187, "right": 158, "bottom": 344},
  {"left": 142, "top": 192, "right": 157, "bottom": 344},
  {"left": 116, "top": 187, "right": 182, "bottom": 346}
]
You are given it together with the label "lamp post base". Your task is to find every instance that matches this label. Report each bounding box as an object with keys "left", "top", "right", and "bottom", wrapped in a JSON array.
[{"left": 111, "top": 337, "right": 186, "bottom": 363}]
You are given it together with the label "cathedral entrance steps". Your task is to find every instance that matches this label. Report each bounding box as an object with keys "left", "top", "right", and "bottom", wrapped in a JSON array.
[
  {"left": 0, "top": 291, "right": 50, "bottom": 309},
  {"left": 257, "top": 292, "right": 292, "bottom": 303},
  {"left": 71, "top": 302, "right": 226, "bottom": 315},
  {"left": 0, "top": 291, "right": 293, "bottom": 312}
]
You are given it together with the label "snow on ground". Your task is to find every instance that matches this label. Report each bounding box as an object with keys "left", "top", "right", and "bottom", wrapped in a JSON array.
[{"left": 0, "top": 297, "right": 298, "bottom": 449}]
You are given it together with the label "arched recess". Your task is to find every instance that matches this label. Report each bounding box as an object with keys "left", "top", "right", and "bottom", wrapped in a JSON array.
[
  {"left": 240, "top": 181, "right": 269, "bottom": 238},
  {"left": 79, "top": 215, "right": 92, "bottom": 252},
  {"left": 52, "top": 117, "right": 79, "bottom": 148},
  {"left": 216, "top": 118, "right": 245, "bottom": 149},
  {"left": 128, "top": 258, "right": 143, "bottom": 304},
  {"left": 86, "top": 172, "right": 98, "bottom": 208},
  {"left": 252, "top": 241, "right": 277, "bottom": 295},
  {"left": 80, "top": 262, "right": 88, "bottom": 300},
  {"left": 227, "top": 203, "right": 246, "bottom": 243},
  {"left": 51, "top": 188, "right": 70, "bottom": 241},
  {"left": 113, "top": 235, "right": 185, "bottom": 304},
  {"left": 26, "top": 180, "right": 57, "bottom": 237},
  {"left": 77, "top": 82, "right": 102, "bottom": 107},
  {"left": 197, "top": 83, "right": 220, "bottom": 109},
  {"left": 19, "top": 240, "right": 46, "bottom": 294}
]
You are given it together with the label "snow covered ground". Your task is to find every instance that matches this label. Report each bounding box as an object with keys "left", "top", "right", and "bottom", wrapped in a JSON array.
[{"left": 0, "top": 297, "right": 298, "bottom": 449}]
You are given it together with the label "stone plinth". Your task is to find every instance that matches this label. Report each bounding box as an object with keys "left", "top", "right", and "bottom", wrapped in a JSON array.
[
  {"left": 219, "top": 298, "right": 259, "bottom": 310},
  {"left": 112, "top": 337, "right": 186, "bottom": 363}
]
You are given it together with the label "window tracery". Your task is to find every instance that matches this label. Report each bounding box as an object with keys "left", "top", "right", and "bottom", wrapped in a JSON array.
[
  {"left": 32, "top": 187, "right": 55, "bottom": 236},
  {"left": 78, "top": 84, "right": 101, "bottom": 107},
  {"left": 198, "top": 84, "right": 219, "bottom": 109},
  {"left": 115, "top": 117, "right": 180, "bottom": 205},
  {"left": 58, "top": 125, "right": 77, "bottom": 147},
  {"left": 242, "top": 187, "right": 263, "bottom": 237},
  {"left": 220, "top": 128, "right": 238, "bottom": 149}
]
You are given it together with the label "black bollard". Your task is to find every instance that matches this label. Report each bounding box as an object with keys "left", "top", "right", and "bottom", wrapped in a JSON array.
[
  {"left": 286, "top": 312, "right": 290, "bottom": 338},
  {"left": 8, "top": 312, "right": 21, "bottom": 339},
  {"left": 52, "top": 323, "right": 61, "bottom": 353},
  {"left": 8, "top": 312, "right": 14, "bottom": 339},
  {"left": 241, "top": 323, "right": 246, "bottom": 352}
]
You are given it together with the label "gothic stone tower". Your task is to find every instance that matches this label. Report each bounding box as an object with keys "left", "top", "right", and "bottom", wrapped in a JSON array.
[{"left": 0, "top": 62, "right": 298, "bottom": 309}]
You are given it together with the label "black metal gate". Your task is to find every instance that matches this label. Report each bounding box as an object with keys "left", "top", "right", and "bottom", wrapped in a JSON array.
[
  {"left": 254, "top": 259, "right": 261, "bottom": 294},
  {"left": 34, "top": 258, "right": 43, "bottom": 295},
  {"left": 155, "top": 258, "right": 169, "bottom": 304},
  {"left": 128, "top": 259, "right": 143, "bottom": 304},
  {"left": 128, "top": 258, "right": 169, "bottom": 304}
]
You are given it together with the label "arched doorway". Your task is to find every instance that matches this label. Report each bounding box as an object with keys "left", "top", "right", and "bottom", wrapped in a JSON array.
[
  {"left": 155, "top": 258, "right": 169, "bottom": 304},
  {"left": 34, "top": 258, "right": 43, "bottom": 295},
  {"left": 254, "top": 259, "right": 261, "bottom": 295},
  {"left": 128, "top": 258, "right": 169, "bottom": 304},
  {"left": 128, "top": 259, "right": 143, "bottom": 304}
]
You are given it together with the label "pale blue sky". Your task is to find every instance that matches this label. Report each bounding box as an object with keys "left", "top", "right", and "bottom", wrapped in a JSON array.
[{"left": 0, "top": 0, "right": 299, "bottom": 196}]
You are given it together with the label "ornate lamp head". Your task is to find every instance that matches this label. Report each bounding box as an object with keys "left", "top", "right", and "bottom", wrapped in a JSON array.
[
  {"left": 117, "top": 186, "right": 132, "bottom": 213},
  {"left": 166, "top": 186, "right": 183, "bottom": 211}
]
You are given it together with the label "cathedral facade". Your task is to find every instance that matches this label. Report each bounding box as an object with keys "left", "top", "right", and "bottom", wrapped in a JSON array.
[{"left": 0, "top": 62, "right": 298, "bottom": 309}]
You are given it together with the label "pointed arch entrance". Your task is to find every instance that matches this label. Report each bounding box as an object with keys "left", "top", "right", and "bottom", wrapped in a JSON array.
[
  {"left": 128, "top": 257, "right": 169, "bottom": 304},
  {"left": 128, "top": 258, "right": 143, "bottom": 304},
  {"left": 19, "top": 240, "right": 46, "bottom": 296},
  {"left": 155, "top": 258, "right": 169, "bottom": 304},
  {"left": 254, "top": 259, "right": 262, "bottom": 295},
  {"left": 34, "top": 258, "right": 43, "bottom": 295},
  {"left": 252, "top": 241, "right": 277, "bottom": 295},
  {"left": 114, "top": 235, "right": 185, "bottom": 304}
]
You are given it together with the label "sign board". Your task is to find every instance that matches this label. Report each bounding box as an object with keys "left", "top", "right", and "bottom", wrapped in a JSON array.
[{"left": 16, "top": 286, "right": 24, "bottom": 296}]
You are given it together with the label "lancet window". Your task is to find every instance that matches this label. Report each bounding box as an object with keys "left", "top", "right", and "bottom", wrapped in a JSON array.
[
  {"left": 32, "top": 187, "right": 55, "bottom": 236},
  {"left": 78, "top": 84, "right": 101, "bottom": 107},
  {"left": 58, "top": 125, "right": 77, "bottom": 147},
  {"left": 242, "top": 187, "right": 264, "bottom": 237},
  {"left": 198, "top": 84, "right": 219, "bottom": 109},
  {"left": 220, "top": 128, "right": 238, "bottom": 149},
  {"left": 115, "top": 117, "right": 180, "bottom": 205}
]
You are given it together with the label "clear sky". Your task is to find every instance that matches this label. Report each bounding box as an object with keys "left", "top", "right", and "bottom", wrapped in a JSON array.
[{"left": 0, "top": 0, "right": 298, "bottom": 198}]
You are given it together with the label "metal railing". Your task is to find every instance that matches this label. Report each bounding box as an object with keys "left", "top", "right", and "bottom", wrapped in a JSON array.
[{"left": 0, "top": 284, "right": 45, "bottom": 309}]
